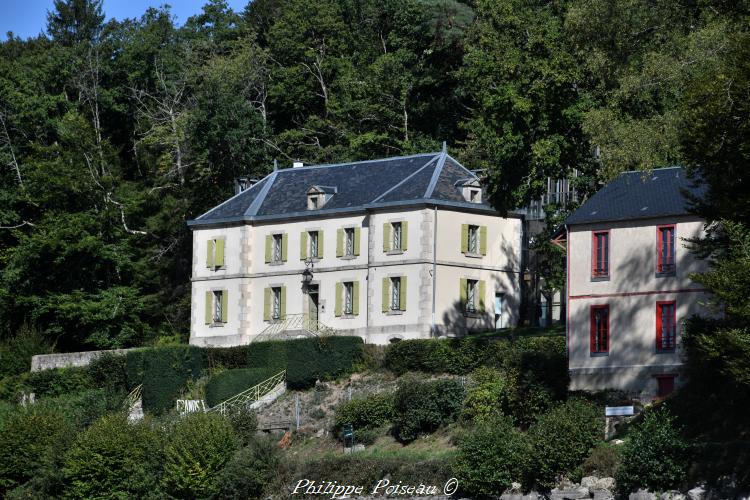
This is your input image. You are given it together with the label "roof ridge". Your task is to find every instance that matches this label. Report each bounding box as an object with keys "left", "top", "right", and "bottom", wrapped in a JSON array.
[
  {"left": 618, "top": 166, "right": 684, "bottom": 175},
  {"left": 274, "top": 152, "right": 441, "bottom": 173},
  {"left": 424, "top": 150, "right": 448, "bottom": 198},
  {"left": 369, "top": 155, "right": 440, "bottom": 203},
  {"left": 195, "top": 171, "right": 273, "bottom": 220},
  {"left": 245, "top": 170, "right": 278, "bottom": 217}
]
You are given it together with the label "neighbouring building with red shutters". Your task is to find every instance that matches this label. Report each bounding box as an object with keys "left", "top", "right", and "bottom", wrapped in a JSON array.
[{"left": 557, "top": 167, "right": 710, "bottom": 400}]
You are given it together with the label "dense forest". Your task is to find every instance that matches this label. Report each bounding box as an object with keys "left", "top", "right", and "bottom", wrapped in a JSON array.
[{"left": 0, "top": 0, "right": 747, "bottom": 352}]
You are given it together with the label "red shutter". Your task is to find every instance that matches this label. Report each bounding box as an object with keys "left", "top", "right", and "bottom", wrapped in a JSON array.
[{"left": 657, "top": 227, "right": 663, "bottom": 272}]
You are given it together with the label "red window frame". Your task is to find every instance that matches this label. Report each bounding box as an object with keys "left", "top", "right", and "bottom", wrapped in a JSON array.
[
  {"left": 591, "top": 230, "right": 610, "bottom": 278},
  {"left": 656, "top": 224, "right": 676, "bottom": 274},
  {"left": 590, "top": 305, "right": 610, "bottom": 354},
  {"left": 656, "top": 300, "right": 677, "bottom": 351}
]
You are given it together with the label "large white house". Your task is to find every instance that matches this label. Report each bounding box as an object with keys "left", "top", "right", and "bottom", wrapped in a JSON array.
[
  {"left": 561, "top": 167, "right": 709, "bottom": 400},
  {"left": 187, "top": 150, "right": 523, "bottom": 346}
]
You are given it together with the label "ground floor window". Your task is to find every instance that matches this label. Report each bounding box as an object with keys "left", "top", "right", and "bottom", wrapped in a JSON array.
[
  {"left": 656, "top": 374, "right": 676, "bottom": 398},
  {"left": 391, "top": 277, "right": 401, "bottom": 311},
  {"left": 590, "top": 305, "right": 609, "bottom": 353},
  {"left": 272, "top": 287, "right": 281, "bottom": 320}
]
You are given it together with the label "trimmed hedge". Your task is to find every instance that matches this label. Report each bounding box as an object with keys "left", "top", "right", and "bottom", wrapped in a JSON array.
[
  {"left": 205, "top": 368, "right": 277, "bottom": 408},
  {"left": 334, "top": 392, "right": 395, "bottom": 432},
  {"left": 392, "top": 377, "right": 465, "bottom": 442}
]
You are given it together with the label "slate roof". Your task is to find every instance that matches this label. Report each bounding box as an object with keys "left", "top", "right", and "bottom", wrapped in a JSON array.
[
  {"left": 189, "top": 151, "right": 499, "bottom": 226},
  {"left": 565, "top": 167, "right": 705, "bottom": 226}
]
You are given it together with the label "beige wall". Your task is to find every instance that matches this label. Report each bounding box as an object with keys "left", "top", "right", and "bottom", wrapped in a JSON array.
[
  {"left": 189, "top": 207, "right": 523, "bottom": 346},
  {"left": 567, "top": 215, "right": 708, "bottom": 398}
]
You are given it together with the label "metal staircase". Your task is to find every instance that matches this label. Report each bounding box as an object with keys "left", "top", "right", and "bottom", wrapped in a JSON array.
[
  {"left": 252, "top": 314, "right": 337, "bottom": 343},
  {"left": 207, "top": 370, "right": 287, "bottom": 415}
]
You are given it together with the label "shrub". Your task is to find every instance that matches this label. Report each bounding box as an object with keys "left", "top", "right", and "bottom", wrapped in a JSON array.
[
  {"left": 582, "top": 443, "right": 622, "bottom": 478},
  {"left": 527, "top": 398, "right": 602, "bottom": 489},
  {"left": 462, "top": 367, "right": 509, "bottom": 423},
  {"left": 225, "top": 406, "right": 259, "bottom": 447},
  {"left": 0, "top": 404, "right": 74, "bottom": 495},
  {"left": 392, "top": 378, "right": 464, "bottom": 442},
  {"left": 204, "top": 367, "right": 276, "bottom": 408},
  {"left": 126, "top": 345, "right": 203, "bottom": 415},
  {"left": 453, "top": 416, "right": 531, "bottom": 496},
  {"left": 62, "top": 413, "right": 164, "bottom": 499},
  {"left": 162, "top": 412, "right": 237, "bottom": 498},
  {"left": 86, "top": 353, "right": 129, "bottom": 393},
  {"left": 334, "top": 393, "right": 394, "bottom": 433},
  {"left": 616, "top": 408, "right": 689, "bottom": 494},
  {"left": 0, "top": 324, "right": 53, "bottom": 378},
  {"left": 26, "top": 367, "right": 93, "bottom": 398},
  {"left": 215, "top": 436, "right": 280, "bottom": 499}
]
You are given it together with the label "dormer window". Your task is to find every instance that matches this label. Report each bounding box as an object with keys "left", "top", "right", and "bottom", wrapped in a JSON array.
[
  {"left": 457, "top": 178, "right": 483, "bottom": 203},
  {"left": 307, "top": 185, "right": 337, "bottom": 210}
]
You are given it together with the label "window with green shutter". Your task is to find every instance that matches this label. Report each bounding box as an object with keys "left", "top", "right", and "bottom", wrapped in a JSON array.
[
  {"left": 480, "top": 226, "right": 487, "bottom": 255},
  {"left": 265, "top": 235, "right": 272, "bottom": 263},
  {"left": 352, "top": 281, "right": 360, "bottom": 315},
  {"left": 316, "top": 230, "right": 324, "bottom": 258},
  {"left": 461, "top": 224, "right": 469, "bottom": 253},
  {"left": 382, "top": 277, "right": 389, "bottom": 312},
  {"left": 300, "top": 231, "right": 308, "bottom": 260},
  {"left": 206, "top": 240, "right": 215, "bottom": 268},
  {"left": 353, "top": 227, "right": 361, "bottom": 255},
  {"left": 205, "top": 291, "right": 213, "bottom": 324},
  {"left": 281, "top": 234, "right": 288, "bottom": 261},
  {"left": 335, "top": 282, "right": 343, "bottom": 317},
  {"left": 263, "top": 288, "right": 271, "bottom": 321},
  {"left": 220, "top": 290, "right": 228, "bottom": 322},
  {"left": 383, "top": 223, "right": 391, "bottom": 252},
  {"left": 399, "top": 276, "right": 407, "bottom": 311},
  {"left": 206, "top": 238, "right": 226, "bottom": 269},
  {"left": 336, "top": 228, "right": 344, "bottom": 257},
  {"left": 280, "top": 286, "right": 286, "bottom": 319},
  {"left": 401, "top": 222, "right": 408, "bottom": 250}
]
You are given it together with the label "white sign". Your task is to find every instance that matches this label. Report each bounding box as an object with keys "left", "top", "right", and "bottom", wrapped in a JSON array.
[{"left": 605, "top": 405, "right": 634, "bottom": 416}]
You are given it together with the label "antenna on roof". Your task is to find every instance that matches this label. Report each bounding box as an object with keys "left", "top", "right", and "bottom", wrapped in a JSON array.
[
  {"left": 273, "top": 159, "right": 278, "bottom": 171},
  {"left": 442, "top": 141, "right": 447, "bottom": 153}
]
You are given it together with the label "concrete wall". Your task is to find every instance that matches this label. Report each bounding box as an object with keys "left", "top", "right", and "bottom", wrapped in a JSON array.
[
  {"left": 31, "top": 348, "right": 134, "bottom": 372},
  {"left": 567, "top": 215, "right": 708, "bottom": 398},
  {"left": 189, "top": 206, "right": 523, "bottom": 346}
]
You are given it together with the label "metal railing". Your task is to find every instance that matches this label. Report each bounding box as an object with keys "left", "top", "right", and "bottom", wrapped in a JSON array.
[
  {"left": 252, "top": 313, "right": 337, "bottom": 343},
  {"left": 123, "top": 384, "right": 142, "bottom": 411},
  {"left": 207, "top": 370, "right": 286, "bottom": 416}
]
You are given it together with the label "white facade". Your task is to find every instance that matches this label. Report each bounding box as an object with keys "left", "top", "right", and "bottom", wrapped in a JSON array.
[
  {"left": 190, "top": 207, "right": 522, "bottom": 346},
  {"left": 566, "top": 215, "right": 709, "bottom": 400}
]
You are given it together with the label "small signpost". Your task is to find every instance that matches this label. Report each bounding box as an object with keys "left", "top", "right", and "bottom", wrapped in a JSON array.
[{"left": 604, "top": 406, "right": 635, "bottom": 440}]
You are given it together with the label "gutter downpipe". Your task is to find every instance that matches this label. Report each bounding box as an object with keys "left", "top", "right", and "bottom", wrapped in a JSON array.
[{"left": 431, "top": 205, "right": 438, "bottom": 336}]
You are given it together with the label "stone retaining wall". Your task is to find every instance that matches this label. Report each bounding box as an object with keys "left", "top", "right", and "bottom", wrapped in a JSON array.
[{"left": 30, "top": 348, "right": 134, "bottom": 372}]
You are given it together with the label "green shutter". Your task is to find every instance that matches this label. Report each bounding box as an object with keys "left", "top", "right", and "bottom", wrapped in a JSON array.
[
  {"left": 460, "top": 278, "right": 467, "bottom": 311},
  {"left": 265, "top": 235, "right": 272, "bottom": 263},
  {"left": 317, "top": 230, "right": 324, "bottom": 258},
  {"left": 263, "top": 288, "right": 271, "bottom": 321},
  {"left": 335, "top": 282, "right": 343, "bottom": 316},
  {"left": 353, "top": 281, "right": 360, "bottom": 315},
  {"left": 480, "top": 226, "right": 487, "bottom": 255},
  {"left": 383, "top": 223, "right": 391, "bottom": 252},
  {"left": 399, "top": 276, "right": 407, "bottom": 311},
  {"left": 215, "top": 239, "right": 225, "bottom": 267},
  {"left": 206, "top": 240, "right": 215, "bottom": 268},
  {"left": 461, "top": 224, "right": 469, "bottom": 253},
  {"left": 401, "top": 221, "right": 408, "bottom": 250},
  {"left": 300, "top": 231, "right": 308, "bottom": 260},
  {"left": 336, "top": 229, "right": 344, "bottom": 257},
  {"left": 205, "top": 291, "right": 212, "bottom": 324},
  {"left": 281, "top": 234, "right": 288, "bottom": 261},
  {"left": 382, "top": 277, "right": 389, "bottom": 312},
  {"left": 478, "top": 280, "right": 486, "bottom": 311},
  {"left": 280, "top": 286, "right": 287, "bottom": 319},
  {"left": 220, "top": 290, "right": 228, "bottom": 322},
  {"left": 354, "top": 227, "right": 361, "bottom": 255}
]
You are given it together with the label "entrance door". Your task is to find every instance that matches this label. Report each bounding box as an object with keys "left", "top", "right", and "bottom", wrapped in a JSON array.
[
  {"left": 494, "top": 292, "right": 504, "bottom": 329},
  {"left": 307, "top": 285, "right": 319, "bottom": 331}
]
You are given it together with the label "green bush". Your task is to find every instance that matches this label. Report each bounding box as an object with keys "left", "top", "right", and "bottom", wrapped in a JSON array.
[
  {"left": 582, "top": 442, "right": 622, "bottom": 478},
  {"left": 86, "top": 353, "right": 129, "bottom": 393},
  {"left": 204, "top": 367, "right": 277, "bottom": 408},
  {"left": 62, "top": 413, "right": 164, "bottom": 499},
  {"left": 0, "top": 404, "right": 74, "bottom": 495},
  {"left": 162, "top": 412, "right": 237, "bottom": 498},
  {"left": 0, "top": 324, "right": 53, "bottom": 378},
  {"left": 453, "top": 416, "right": 530, "bottom": 496},
  {"left": 225, "top": 406, "right": 259, "bottom": 447},
  {"left": 334, "top": 392, "right": 394, "bottom": 433},
  {"left": 26, "top": 367, "right": 93, "bottom": 398},
  {"left": 215, "top": 436, "right": 280, "bottom": 499},
  {"left": 126, "top": 345, "right": 203, "bottom": 415},
  {"left": 392, "top": 377, "right": 464, "bottom": 442},
  {"left": 527, "top": 398, "right": 603, "bottom": 489},
  {"left": 616, "top": 408, "right": 689, "bottom": 494},
  {"left": 462, "top": 367, "right": 510, "bottom": 423}
]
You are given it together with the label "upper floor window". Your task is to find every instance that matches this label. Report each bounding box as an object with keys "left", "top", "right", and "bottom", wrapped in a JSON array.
[
  {"left": 206, "top": 238, "right": 225, "bottom": 270},
  {"left": 468, "top": 225, "right": 479, "bottom": 254},
  {"left": 344, "top": 281, "right": 354, "bottom": 315},
  {"left": 470, "top": 189, "right": 480, "bottom": 203},
  {"left": 309, "top": 231, "right": 319, "bottom": 258},
  {"left": 461, "top": 224, "right": 487, "bottom": 256},
  {"left": 591, "top": 231, "right": 609, "bottom": 279},
  {"left": 657, "top": 225, "right": 676, "bottom": 274},
  {"left": 656, "top": 301, "right": 677, "bottom": 351},
  {"left": 392, "top": 222, "right": 402, "bottom": 251},
  {"left": 590, "top": 305, "right": 609, "bottom": 354},
  {"left": 383, "top": 221, "right": 407, "bottom": 252},
  {"left": 272, "top": 234, "right": 283, "bottom": 262},
  {"left": 345, "top": 228, "right": 355, "bottom": 257}
]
